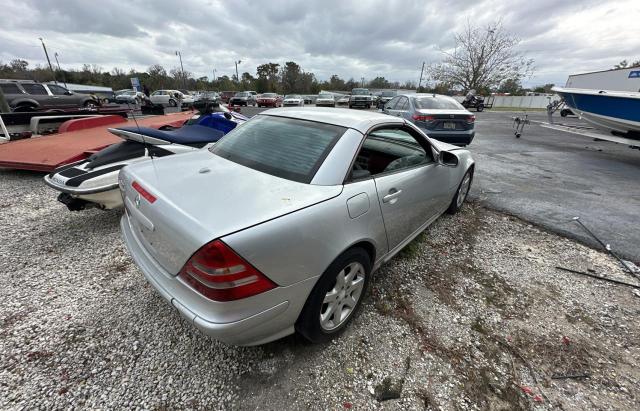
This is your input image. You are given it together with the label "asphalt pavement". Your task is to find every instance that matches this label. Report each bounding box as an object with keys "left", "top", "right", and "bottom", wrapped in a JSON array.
[
  {"left": 469, "top": 110, "right": 640, "bottom": 263},
  {"left": 240, "top": 105, "right": 640, "bottom": 262}
]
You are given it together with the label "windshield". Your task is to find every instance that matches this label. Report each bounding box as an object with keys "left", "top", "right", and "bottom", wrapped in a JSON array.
[
  {"left": 318, "top": 94, "right": 333, "bottom": 99},
  {"left": 413, "top": 96, "right": 464, "bottom": 110},
  {"left": 262, "top": 93, "right": 277, "bottom": 97},
  {"left": 285, "top": 95, "right": 301, "bottom": 99},
  {"left": 235, "top": 92, "right": 249, "bottom": 97},
  {"left": 381, "top": 91, "right": 396, "bottom": 97},
  {"left": 210, "top": 115, "right": 346, "bottom": 184},
  {"left": 352, "top": 88, "right": 369, "bottom": 95}
]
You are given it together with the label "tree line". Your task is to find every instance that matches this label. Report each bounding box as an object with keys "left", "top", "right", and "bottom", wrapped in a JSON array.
[{"left": 0, "top": 59, "right": 419, "bottom": 94}]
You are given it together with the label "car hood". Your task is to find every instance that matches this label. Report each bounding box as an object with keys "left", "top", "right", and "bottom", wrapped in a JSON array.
[{"left": 120, "top": 150, "right": 343, "bottom": 274}]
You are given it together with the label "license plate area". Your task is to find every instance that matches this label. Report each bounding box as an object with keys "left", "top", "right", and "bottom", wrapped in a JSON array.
[{"left": 444, "top": 122, "right": 456, "bottom": 129}]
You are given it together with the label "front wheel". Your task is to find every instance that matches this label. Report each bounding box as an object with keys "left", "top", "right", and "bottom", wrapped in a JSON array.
[
  {"left": 476, "top": 104, "right": 484, "bottom": 112},
  {"left": 168, "top": 99, "right": 177, "bottom": 107},
  {"left": 446, "top": 169, "right": 473, "bottom": 214},
  {"left": 296, "top": 248, "right": 371, "bottom": 343}
]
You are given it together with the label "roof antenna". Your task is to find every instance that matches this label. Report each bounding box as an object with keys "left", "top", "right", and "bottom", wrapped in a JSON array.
[{"left": 126, "top": 96, "right": 154, "bottom": 160}]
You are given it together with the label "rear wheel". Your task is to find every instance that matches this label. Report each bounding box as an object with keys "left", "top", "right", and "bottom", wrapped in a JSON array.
[
  {"left": 446, "top": 169, "right": 473, "bottom": 214},
  {"left": 296, "top": 248, "right": 371, "bottom": 343},
  {"left": 476, "top": 104, "right": 484, "bottom": 112},
  {"left": 84, "top": 100, "right": 98, "bottom": 109}
]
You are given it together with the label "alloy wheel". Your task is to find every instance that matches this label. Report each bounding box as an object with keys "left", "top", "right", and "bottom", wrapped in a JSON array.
[
  {"left": 320, "top": 262, "right": 365, "bottom": 331},
  {"left": 456, "top": 173, "right": 472, "bottom": 208}
]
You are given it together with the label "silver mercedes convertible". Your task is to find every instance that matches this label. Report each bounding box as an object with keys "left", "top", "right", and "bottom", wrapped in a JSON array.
[{"left": 119, "top": 107, "right": 474, "bottom": 346}]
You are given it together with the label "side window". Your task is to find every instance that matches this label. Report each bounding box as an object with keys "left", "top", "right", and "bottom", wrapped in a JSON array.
[
  {"left": 47, "top": 85, "right": 69, "bottom": 95},
  {"left": 395, "top": 97, "right": 409, "bottom": 111},
  {"left": 0, "top": 83, "right": 22, "bottom": 94},
  {"left": 350, "top": 127, "right": 434, "bottom": 180},
  {"left": 385, "top": 96, "right": 399, "bottom": 110},
  {"left": 21, "top": 84, "right": 48, "bottom": 95}
]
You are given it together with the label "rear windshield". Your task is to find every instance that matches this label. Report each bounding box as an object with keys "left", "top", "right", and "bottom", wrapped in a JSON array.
[
  {"left": 210, "top": 115, "right": 346, "bottom": 184},
  {"left": 413, "top": 96, "right": 463, "bottom": 110}
]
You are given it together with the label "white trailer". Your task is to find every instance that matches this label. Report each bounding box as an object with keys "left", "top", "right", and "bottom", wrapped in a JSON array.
[{"left": 566, "top": 67, "right": 640, "bottom": 92}]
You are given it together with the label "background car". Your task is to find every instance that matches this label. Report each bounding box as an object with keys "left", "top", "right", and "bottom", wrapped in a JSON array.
[
  {"left": 383, "top": 93, "right": 476, "bottom": 146},
  {"left": 220, "top": 91, "right": 236, "bottom": 104},
  {"left": 283, "top": 94, "right": 304, "bottom": 106},
  {"left": 0, "top": 80, "right": 98, "bottom": 111},
  {"left": 315, "top": 93, "right": 336, "bottom": 107},
  {"left": 336, "top": 94, "right": 350, "bottom": 106},
  {"left": 115, "top": 89, "right": 147, "bottom": 105},
  {"left": 178, "top": 90, "right": 196, "bottom": 106},
  {"left": 229, "top": 91, "right": 257, "bottom": 106},
  {"left": 150, "top": 90, "right": 183, "bottom": 107},
  {"left": 119, "top": 108, "right": 474, "bottom": 346},
  {"left": 349, "top": 88, "right": 373, "bottom": 109},
  {"left": 377, "top": 90, "right": 397, "bottom": 109},
  {"left": 257, "top": 93, "right": 282, "bottom": 107}
]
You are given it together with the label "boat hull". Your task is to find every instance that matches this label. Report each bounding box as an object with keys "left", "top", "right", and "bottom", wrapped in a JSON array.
[{"left": 553, "top": 87, "right": 640, "bottom": 135}]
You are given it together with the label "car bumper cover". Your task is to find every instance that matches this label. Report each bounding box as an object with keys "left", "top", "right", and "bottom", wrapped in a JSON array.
[{"left": 121, "top": 215, "right": 316, "bottom": 345}]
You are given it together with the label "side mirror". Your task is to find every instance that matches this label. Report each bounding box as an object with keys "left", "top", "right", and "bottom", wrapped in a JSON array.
[
  {"left": 65, "top": 90, "right": 73, "bottom": 95},
  {"left": 438, "top": 150, "right": 459, "bottom": 167}
]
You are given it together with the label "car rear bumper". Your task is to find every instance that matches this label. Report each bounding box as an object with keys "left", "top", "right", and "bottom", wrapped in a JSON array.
[
  {"left": 419, "top": 128, "right": 475, "bottom": 146},
  {"left": 120, "top": 215, "right": 317, "bottom": 346}
]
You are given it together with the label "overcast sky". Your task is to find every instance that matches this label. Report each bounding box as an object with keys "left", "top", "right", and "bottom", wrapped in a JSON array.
[{"left": 1, "top": 0, "right": 639, "bottom": 87}]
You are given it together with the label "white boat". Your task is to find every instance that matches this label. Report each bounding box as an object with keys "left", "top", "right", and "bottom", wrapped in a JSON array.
[{"left": 552, "top": 87, "right": 640, "bottom": 138}]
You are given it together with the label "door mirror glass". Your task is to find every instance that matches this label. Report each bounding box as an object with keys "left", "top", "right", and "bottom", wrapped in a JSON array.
[
  {"left": 438, "top": 150, "right": 459, "bottom": 167},
  {"left": 65, "top": 90, "right": 73, "bottom": 95}
]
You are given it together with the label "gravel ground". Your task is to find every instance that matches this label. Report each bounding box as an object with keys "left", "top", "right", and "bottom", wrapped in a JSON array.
[{"left": 1, "top": 169, "right": 638, "bottom": 410}]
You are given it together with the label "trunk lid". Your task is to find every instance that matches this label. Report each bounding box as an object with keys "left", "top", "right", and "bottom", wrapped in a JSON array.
[{"left": 121, "top": 150, "right": 343, "bottom": 274}]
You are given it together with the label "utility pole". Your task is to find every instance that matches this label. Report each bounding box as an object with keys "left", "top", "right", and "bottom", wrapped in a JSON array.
[
  {"left": 53, "top": 52, "right": 67, "bottom": 88},
  {"left": 175, "top": 51, "right": 186, "bottom": 89},
  {"left": 39, "top": 37, "right": 57, "bottom": 84},
  {"left": 361, "top": 77, "right": 365, "bottom": 87},
  {"left": 235, "top": 60, "right": 241, "bottom": 85},
  {"left": 212, "top": 68, "right": 216, "bottom": 81},
  {"left": 417, "top": 61, "right": 425, "bottom": 92}
]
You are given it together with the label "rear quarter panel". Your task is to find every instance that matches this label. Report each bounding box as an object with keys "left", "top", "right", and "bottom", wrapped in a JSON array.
[{"left": 223, "top": 179, "right": 388, "bottom": 287}]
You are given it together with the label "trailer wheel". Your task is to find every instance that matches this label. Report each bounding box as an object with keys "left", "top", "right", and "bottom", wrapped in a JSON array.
[{"left": 476, "top": 104, "right": 484, "bottom": 112}]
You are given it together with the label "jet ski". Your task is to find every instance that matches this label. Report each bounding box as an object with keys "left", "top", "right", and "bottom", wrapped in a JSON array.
[{"left": 44, "top": 102, "right": 247, "bottom": 211}]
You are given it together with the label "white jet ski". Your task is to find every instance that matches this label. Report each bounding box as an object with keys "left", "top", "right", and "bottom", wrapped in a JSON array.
[{"left": 44, "top": 108, "right": 246, "bottom": 211}]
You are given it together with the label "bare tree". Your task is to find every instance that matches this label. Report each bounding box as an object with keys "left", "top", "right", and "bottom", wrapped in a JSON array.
[{"left": 429, "top": 21, "right": 533, "bottom": 92}]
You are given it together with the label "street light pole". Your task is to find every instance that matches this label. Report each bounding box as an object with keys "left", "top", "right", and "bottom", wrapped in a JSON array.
[
  {"left": 175, "top": 51, "right": 186, "bottom": 89},
  {"left": 212, "top": 68, "right": 216, "bottom": 81},
  {"left": 235, "top": 60, "right": 242, "bottom": 85},
  {"left": 361, "top": 77, "right": 365, "bottom": 87},
  {"left": 38, "top": 37, "right": 57, "bottom": 84},
  {"left": 417, "top": 61, "right": 425, "bottom": 92},
  {"left": 53, "top": 52, "right": 67, "bottom": 88}
]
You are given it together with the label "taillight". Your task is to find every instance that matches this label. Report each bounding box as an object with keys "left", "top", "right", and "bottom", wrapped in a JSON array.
[
  {"left": 412, "top": 114, "right": 435, "bottom": 122},
  {"left": 132, "top": 181, "right": 156, "bottom": 203},
  {"left": 466, "top": 115, "right": 476, "bottom": 123},
  {"left": 179, "top": 240, "right": 277, "bottom": 301}
]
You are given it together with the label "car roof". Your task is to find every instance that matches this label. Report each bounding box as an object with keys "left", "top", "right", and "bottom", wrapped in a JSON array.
[{"left": 261, "top": 107, "right": 404, "bottom": 133}]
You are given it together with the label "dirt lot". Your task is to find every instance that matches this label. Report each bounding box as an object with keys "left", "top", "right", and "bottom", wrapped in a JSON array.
[{"left": 1, "top": 169, "right": 638, "bottom": 410}]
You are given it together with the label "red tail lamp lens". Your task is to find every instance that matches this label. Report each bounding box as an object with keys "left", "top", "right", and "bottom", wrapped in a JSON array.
[
  {"left": 466, "top": 115, "right": 476, "bottom": 123},
  {"left": 412, "top": 114, "right": 435, "bottom": 122},
  {"left": 132, "top": 181, "right": 157, "bottom": 203},
  {"left": 179, "top": 240, "right": 277, "bottom": 302}
]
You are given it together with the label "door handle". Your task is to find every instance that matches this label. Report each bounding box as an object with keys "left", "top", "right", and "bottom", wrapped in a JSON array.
[{"left": 382, "top": 189, "right": 402, "bottom": 203}]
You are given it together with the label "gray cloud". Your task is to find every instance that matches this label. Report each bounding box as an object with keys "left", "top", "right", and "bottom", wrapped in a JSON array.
[{"left": 0, "top": 0, "right": 638, "bottom": 87}]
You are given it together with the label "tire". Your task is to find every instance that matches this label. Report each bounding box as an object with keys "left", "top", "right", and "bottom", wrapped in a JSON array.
[
  {"left": 560, "top": 109, "right": 568, "bottom": 117},
  {"left": 296, "top": 248, "right": 372, "bottom": 343},
  {"left": 84, "top": 100, "right": 98, "bottom": 109},
  {"left": 446, "top": 168, "right": 473, "bottom": 214},
  {"left": 168, "top": 99, "right": 177, "bottom": 107},
  {"left": 476, "top": 104, "right": 484, "bottom": 112}
]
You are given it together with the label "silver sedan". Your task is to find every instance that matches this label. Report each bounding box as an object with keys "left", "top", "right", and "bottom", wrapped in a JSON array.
[{"left": 119, "top": 108, "right": 474, "bottom": 346}]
